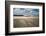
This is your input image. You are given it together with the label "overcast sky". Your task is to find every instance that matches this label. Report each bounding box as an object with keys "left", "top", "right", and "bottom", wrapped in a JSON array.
[{"left": 13, "top": 8, "right": 39, "bottom": 16}]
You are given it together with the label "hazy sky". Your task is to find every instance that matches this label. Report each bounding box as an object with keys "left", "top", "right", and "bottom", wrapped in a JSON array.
[{"left": 13, "top": 8, "right": 39, "bottom": 16}]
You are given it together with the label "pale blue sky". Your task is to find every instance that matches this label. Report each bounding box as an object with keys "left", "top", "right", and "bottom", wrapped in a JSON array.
[{"left": 13, "top": 8, "right": 39, "bottom": 16}]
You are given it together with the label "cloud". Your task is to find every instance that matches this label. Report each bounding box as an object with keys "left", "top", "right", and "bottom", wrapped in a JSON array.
[{"left": 13, "top": 8, "right": 39, "bottom": 16}]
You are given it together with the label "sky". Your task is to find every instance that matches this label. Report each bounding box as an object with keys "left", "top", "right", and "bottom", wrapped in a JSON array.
[{"left": 13, "top": 8, "right": 39, "bottom": 16}]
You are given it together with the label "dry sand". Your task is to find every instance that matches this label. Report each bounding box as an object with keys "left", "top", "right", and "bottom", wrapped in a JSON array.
[{"left": 13, "top": 16, "right": 39, "bottom": 28}]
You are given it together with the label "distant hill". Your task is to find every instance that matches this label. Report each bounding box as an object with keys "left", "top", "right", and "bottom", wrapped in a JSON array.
[{"left": 13, "top": 15, "right": 24, "bottom": 16}]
